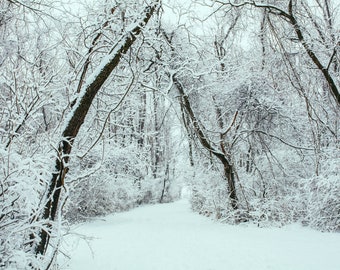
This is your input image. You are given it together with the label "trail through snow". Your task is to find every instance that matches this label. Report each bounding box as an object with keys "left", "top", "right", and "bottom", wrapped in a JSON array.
[{"left": 60, "top": 200, "right": 340, "bottom": 270}]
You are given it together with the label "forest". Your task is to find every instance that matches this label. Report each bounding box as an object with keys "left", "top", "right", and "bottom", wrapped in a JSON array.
[{"left": 0, "top": 0, "right": 339, "bottom": 269}]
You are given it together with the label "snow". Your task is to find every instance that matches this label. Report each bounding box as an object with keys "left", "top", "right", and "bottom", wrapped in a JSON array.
[{"left": 60, "top": 200, "right": 340, "bottom": 270}]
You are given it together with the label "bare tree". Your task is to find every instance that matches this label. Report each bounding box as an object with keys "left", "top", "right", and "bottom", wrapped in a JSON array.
[
  {"left": 215, "top": 0, "right": 340, "bottom": 106},
  {"left": 32, "top": 0, "right": 159, "bottom": 259},
  {"left": 160, "top": 30, "right": 239, "bottom": 210}
]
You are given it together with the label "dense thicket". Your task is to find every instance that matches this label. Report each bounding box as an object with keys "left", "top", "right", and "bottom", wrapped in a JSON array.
[{"left": 172, "top": 0, "right": 339, "bottom": 231}]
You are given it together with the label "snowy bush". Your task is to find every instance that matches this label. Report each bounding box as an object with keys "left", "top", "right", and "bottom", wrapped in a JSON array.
[
  {"left": 189, "top": 166, "right": 230, "bottom": 219},
  {"left": 188, "top": 151, "right": 339, "bottom": 232},
  {"left": 0, "top": 145, "right": 55, "bottom": 269},
  {"left": 302, "top": 175, "right": 340, "bottom": 232},
  {"left": 188, "top": 146, "right": 305, "bottom": 227},
  {"left": 243, "top": 195, "right": 302, "bottom": 227},
  {"left": 63, "top": 149, "right": 139, "bottom": 223},
  {"left": 63, "top": 143, "right": 179, "bottom": 223}
]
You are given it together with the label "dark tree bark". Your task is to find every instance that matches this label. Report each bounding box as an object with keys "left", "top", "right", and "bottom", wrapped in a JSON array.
[
  {"left": 224, "top": 0, "right": 340, "bottom": 106},
  {"left": 159, "top": 162, "right": 169, "bottom": 203},
  {"left": 179, "top": 100, "right": 195, "bottom": 167},
  {"left": 173, "top": 75, "right": 238, "bottom": 210},
  {"left": 34, "top": 2, "right": 159, "bottom": 257},
  {"left": 161, "top": 29, "right": 238, "bottom": 209},
  {"left": 287, "top": 4, "right": 340, "bottom": 106}
]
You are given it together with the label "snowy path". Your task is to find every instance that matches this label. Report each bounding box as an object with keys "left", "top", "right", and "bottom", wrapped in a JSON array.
[{"left": 60, "top": 200, "right": 340, "bottom": 270}]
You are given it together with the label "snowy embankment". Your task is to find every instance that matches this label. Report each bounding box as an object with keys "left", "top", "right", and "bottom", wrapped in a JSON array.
[{"left": 60, "top": 200, "right": 340, "bottom": 270}]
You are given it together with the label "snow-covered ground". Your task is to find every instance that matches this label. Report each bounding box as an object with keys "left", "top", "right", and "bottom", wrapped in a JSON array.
[{"left": 60, "top": 200, "right": 340, "bottom": 270}]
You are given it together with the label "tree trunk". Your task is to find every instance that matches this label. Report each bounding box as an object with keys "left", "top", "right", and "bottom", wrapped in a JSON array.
[
  {"left": 172, "top": 75, "right": 238, "bottom": 210},
  {"left": 288, "top": 11, "right": 340, "bottom": 106},
  {"left": 34, "top": 2, "right": 159, "bottom": 257}
]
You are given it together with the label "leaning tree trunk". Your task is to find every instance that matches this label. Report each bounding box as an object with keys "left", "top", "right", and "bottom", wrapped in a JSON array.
[
  {"left": 161, "top": 29, "right": 238, "bottom": 209},
  {"left": 226, "top": 0, "right": 340, "bottom": 106},
  {"left": 34, "top": 2, "right": 159, "bottom": 257},
  {"left": 173, "top": 75, "right": 238, "bottom": 210}
]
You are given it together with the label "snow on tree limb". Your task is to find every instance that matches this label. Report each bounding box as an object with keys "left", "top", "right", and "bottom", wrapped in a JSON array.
[{"left": 35, "top": 1, "right": 160, "bottom": 258}]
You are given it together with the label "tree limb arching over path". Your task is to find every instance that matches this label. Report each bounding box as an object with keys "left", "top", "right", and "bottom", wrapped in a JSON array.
[
  {"left": 34, "top": 1, "right": 160, "bottom": 258},
  {"left": 215, "top": 0, "right": 340, "bottom": 106}
]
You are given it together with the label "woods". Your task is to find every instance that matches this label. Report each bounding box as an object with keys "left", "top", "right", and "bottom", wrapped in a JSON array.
[{"left": 0, "top": 0, "right": 339, "bottom": 269}]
